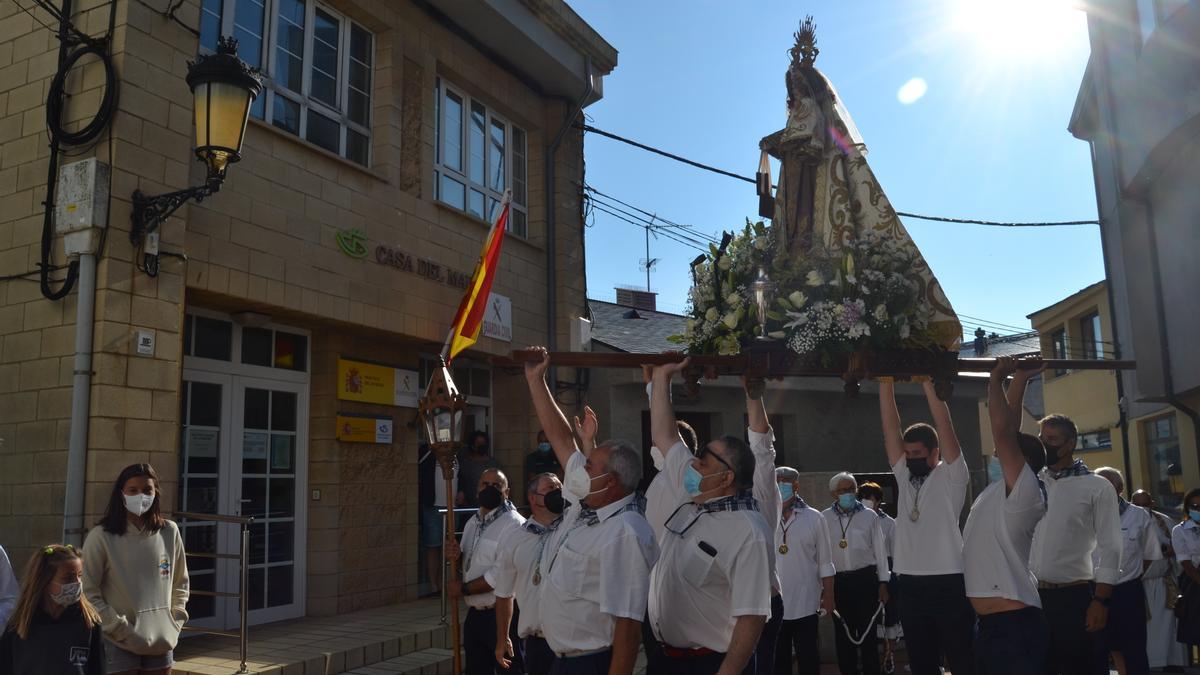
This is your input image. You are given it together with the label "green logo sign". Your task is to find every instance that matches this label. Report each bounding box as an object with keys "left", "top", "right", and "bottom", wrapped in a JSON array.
[{"left": 336, "top": 228, "right": 369, "bottom": 258}]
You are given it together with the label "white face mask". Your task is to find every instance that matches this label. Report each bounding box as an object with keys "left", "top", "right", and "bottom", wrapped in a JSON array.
[
  {"left": 564, "top": 465, "right": 609, "bottom": 502},
  {"left": 124, "top": 493, "right": 155, "bottom": 517},
  {"left": 650, "top": 446, "right": 665, "bottom": 472},
  {"left": 51, "top": 581, "right": 82, "bottom": 606},
  {"left": 862, "top": 498, "right": 879, "bottom": 510}
]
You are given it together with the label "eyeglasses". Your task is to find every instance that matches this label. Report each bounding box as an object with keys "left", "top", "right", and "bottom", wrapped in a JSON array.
[
  {"left": 699, "top": 446, "right": 734, "bottom": 473},
  {"left": 663, "top": 502, "right": 705, "bottom": 537}
]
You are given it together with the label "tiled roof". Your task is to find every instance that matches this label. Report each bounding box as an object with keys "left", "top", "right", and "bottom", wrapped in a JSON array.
[
  {"left": 588, "top": 300, "right": 686, "bottom": 354},
  {"left": 968, "top": 331, "right": 1042, "bottom": 358}
]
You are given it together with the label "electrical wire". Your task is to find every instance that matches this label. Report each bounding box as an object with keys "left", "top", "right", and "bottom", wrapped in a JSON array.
[
  {"left": 579, "top": 124, "right": 1101, "bottom": 227},
  {"left": 584, "top": 191, "right": 720, "bottom": 250}
]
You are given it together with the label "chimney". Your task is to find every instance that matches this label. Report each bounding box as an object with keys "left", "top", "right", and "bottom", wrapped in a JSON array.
[
  {"left": 615, "top": 286, "right": 657, "bottom": 312},
  {"left": 973, "top": 327, "right": 988, "bottom": 356}
]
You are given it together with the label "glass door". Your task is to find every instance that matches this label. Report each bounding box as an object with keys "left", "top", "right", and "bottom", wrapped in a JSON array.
[{"left": 232, "top": 376, "right": 308, "bottom": 625}]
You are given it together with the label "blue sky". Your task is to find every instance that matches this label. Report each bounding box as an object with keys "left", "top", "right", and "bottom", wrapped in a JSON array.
[{"left": 570, "top": 0, "right": 1105, "bottom": 339}]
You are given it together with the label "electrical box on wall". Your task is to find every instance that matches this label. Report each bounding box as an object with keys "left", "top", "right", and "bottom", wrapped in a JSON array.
[{"left": 55, "top": 158, "right": 110, "bottom": 256}]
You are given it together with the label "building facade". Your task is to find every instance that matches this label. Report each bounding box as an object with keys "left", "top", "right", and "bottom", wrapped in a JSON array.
[
  {"left": 1069, "top": 0, "right": 1199, "bottom": 511},
  {"left": 0, "top": 0, "right": 616, "bottom": 626}
]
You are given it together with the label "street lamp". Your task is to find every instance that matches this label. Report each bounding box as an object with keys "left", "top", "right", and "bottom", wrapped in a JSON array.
[
  {"left": 130, "top": 36, "right": 262, "bottom": 251},
  {"left": 417, "top": 357, "right": 467, "bottom": 675}
]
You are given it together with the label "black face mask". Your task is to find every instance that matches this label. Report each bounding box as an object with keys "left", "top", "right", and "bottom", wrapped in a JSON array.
[
  {"left": 906, "top": 457, "right": 932, "bottom": 478},
  {"left": 478, "top": 486, "right": 503, "bottom": 510},
  {"left": 542, "top": 489, "right": 565, "bottom": 515},
  {"left": 1042, "top": 441, "right": 1064, "bottom": 467}
]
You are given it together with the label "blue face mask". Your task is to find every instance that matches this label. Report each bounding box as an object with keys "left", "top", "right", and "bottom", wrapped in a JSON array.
[
  {"left": 537, "top": 442, "right": 552, "bottom": 454},
  {"left": 778, "top": 483, "right": 794, "bottom": 502},
  {"left": 1190, "top": 509, "right": 1200, "bottom": 523},
  {"left": 837, "top": 493, "right": 858, "bottom": 510},
  {"left": 683, "top": 464, "right": 705, "bottom": 497},
  {"left": 987, "top": 455, "right": 1003, "bottom": 484}
]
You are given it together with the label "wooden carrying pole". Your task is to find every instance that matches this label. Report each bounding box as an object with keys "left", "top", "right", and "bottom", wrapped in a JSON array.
[
  {"left": 495, "top": 349, "right": 1136, "bottom": 373},
  {"left": 437, "top": 453, "right": 462, "bottom": 675}
]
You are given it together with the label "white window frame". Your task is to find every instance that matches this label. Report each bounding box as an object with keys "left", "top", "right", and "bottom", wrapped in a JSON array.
[
  {"left": 434, "top": 78, "right": 529, "bottom": 238},
  {"left": 200, "top": 0, "right": 374, "bottom": 167}
]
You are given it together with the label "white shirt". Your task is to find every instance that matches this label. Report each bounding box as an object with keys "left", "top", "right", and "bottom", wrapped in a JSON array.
[
  {"left": 491, "top": 519, "right": 556, "bottom": 638},
  {"left": 649, "top": 496, "right": 773, "bottom": 651},
  {"left": 461, "top": 502, "right": 524, "bottom": 609},
  {"left": 821, "top": 503, "right": 890, "bottom": 582},
  {"left": 1029, "top": 469, "right": 1122, "bottom": 585},
  {"left": 647, "top": 431, "right": 782, "bottom": 593},
  {"left": 892, "top": 455, "right": 969, "bottom": 575},
  {"left": 962, "top": 464, "right": 1046, "bottom": 607},
  {"left": 539, "top": 452, "right": 658, "bottom": 654},
  {"left": 1100, "top": 502, "right": 1161, "bottom": 585},
  {"left": 776, "top": 502, "right": 835, "bottom": 620},
  {"left": 1171, "top": 519, "right": 1200, "bottom": 565},
  {"left": 877, "top": 511, "right": 896, "bottom": 558},
  {"left": 0, "top": 545, "right": 17, "bottom": 628},
  {"left": 1144, "top": 510, "right": 1180, "bottom": 580}
]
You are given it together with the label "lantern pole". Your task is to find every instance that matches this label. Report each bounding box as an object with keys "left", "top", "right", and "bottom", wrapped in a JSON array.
[{"left": 438, "top": 450, "right": 462, "bottom": 675}]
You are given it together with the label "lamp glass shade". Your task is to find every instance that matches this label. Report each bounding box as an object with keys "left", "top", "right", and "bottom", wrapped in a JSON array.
[
  {"left": 418, "top": 361, "right": 467, "bottom": 450},
  {"left": 193, "top": 80, "right": 253, "bottom": 176}
]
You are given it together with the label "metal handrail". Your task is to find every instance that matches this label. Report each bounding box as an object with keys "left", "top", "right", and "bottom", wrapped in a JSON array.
[
  {"left": 176, "top": 511, "right": 253, "bottom": 674},
  {"left": 435, "top": 504, "right": 532, "bottom": 623}
]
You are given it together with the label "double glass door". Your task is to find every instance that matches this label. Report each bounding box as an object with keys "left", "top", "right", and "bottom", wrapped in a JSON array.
[{"left": 179, "top": 370, "right": 308, "bottom": 628}]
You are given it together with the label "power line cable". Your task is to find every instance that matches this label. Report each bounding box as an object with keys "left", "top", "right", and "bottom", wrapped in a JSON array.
[
  {"left": 585, "top": 190, "right": 721, "bottom": 248},
  {"left": 580, "top": 124, "right": 1101, "bottom": 227},
  {"left": 585, "top": 193, "right": 717, "bottom": 252},
  {"left": 589, "top": 203, "right": 709, "bottom": 254},
  {"left": 584, "top": 185, "right": 720, "bottom": 243}
]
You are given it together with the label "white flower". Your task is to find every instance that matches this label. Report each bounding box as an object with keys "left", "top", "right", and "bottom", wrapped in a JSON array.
[
  {"left": 873, "top": 304, "right": 888, "bottom": 323},
  {"left": 845, "top": 274, "right": 857, "bottom": 286},
  {"left": 705, "top": 307, "right": 719, "bottom": 322},
  {"left": 686, "top": 318, "right": 696, "bottom": 333},
  {"left": 722, "top": 312, "right": 739, "bottom": 329},
  {"left": 899, "top": 324, "right": 911, "bottom": 339},
  {"left": 727, "top": 292, "right": 742, "bottom": 307},
  {"left": 754, "top": 236, "right": 769, "bottom": 251},
  {"left": 717, "top": 256, "right": 732, "bottom": 271},
  {"left": 845, "top": 254, "right": 856, "bottom": 276},
  {"left": 788, "top": 291, "right": 808, "bottom": 309},
  {"left": 767, "top": 331, "right": 786, "bottom": 339},
  {"left": 783, "top": 310, "right": 810, "bottom": 330},
  {"left": 806, "top": 271, "right": 824, "bottom": 287}
]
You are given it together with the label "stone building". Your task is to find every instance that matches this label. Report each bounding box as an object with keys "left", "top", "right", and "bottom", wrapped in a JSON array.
[
  {"left": 0, "top": 0, "right": 616, "bottom": 629},
  {"left": 1069, "top": 0, "right": 1199, "bottom": 511}
]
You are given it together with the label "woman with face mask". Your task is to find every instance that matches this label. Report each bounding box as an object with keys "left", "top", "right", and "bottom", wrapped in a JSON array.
[
  {"left": 82, "top": 463, "right": 189, "bottom": 675},
  {"left": 0, "top": 544, "right": 105, "bottom": 674},
  {"left": 1171, "top": 487, "right": 1200, "bottom": 647}
]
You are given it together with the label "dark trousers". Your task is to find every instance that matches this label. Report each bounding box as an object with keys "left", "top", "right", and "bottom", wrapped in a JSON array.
[
  {"left": 523, "top": 636, "right": 554, "bottom": 675},
  {"left": 754, "top": 594, "right": 785, "bottom": 675},
  {"left": 465, "top": 607, "right": 524, "bottom": 675},
  {"left": 658, "top": 649, "right": 758, "bottom": 675},
  {"left": 1094, "top": 579, "right": 1150, "bottom": 675},
  {"left": 974, "top": 607, "right": 1049, "bottom": 675},
  {"left": 548, "top": 650, "right": 610, "bottom": 675},
  {"left": 774, "top": 614, "right": 819, "bottom": 675},
  {"left": 834, "top": 567, "right": 881, "bottom": 675},
  {"left": 896, "top": 573, "right": 975, "bottom": 675},
  {"left": 643, "top": 610, "right": 665, "bottom": 675},
  {"left": 1039, "top": 583, "right": 1099, "bottom": 675}
]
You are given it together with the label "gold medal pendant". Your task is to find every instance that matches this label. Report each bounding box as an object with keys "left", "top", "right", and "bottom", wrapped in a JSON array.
[
  {"left": 778, "top": 544, "right": 789, "bottom": 555},
  {"left": 839, "top": 539, "right": 848, "bottom": 549},
  {"left": 532, "top": 571, "right": 541, "bottom": 586},
  {"left": 909, "top": 508, "right": 920, "bottom": 522}
]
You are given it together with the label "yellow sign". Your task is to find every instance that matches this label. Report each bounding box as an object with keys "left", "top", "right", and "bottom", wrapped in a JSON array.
[
  {"left": 337, "top": 358, "right": 418, "bottom": 407},
  {"left": 336, "top": 414, "right": 394, "bottom": 444}
]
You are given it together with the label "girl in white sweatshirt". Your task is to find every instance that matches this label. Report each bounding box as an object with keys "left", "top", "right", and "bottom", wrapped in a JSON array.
[{"left": 82, "top": 463, "right": 189, "bottom": 675}]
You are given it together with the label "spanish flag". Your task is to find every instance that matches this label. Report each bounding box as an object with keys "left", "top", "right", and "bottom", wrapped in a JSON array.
[{"left": 443, "top": 193, "right": 511, "bottom": 362}]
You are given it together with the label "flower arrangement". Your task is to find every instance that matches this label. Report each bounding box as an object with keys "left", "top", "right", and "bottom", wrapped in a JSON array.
[{"left": 671, "top": 221, "right": 940, "bottom": 363}]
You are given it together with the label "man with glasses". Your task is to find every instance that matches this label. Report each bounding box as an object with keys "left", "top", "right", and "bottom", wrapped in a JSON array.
[
  {"left": 524, "top": 348, "right": 658, "bottom": 675},
  {"left": 493, "top": 472, "right": 565, "bottom": 675},
  {"left": 646, "top": 359, "right": 774, "bottom": 675},
  {"left": 822, "top": 472, "right": 890, "bottom": 675},
  {"left": 1028, "top": 411, "right": 1121, "bottom": 675},
  {"left": 446, "top": 468, "right": 526, "bottom": 675}
]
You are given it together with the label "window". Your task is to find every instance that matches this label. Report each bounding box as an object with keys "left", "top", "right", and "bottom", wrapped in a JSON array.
[
  {"left": 1078, "top": 312, "right": 1103, "bottom": 360},
  {"left": 1138, "top": 0, "right": 1190, "bottom": 45},
  {"left": 184, "top": 312, "right": 309, "bottom": 373},
  {"left": 199, "top": 0, "right": 374, "bottom": 167},
  {"left": 1144, "top": 415, "right": 1181, "bottom": 510},
  {"left": 434, "top": 79, "right": 529, "bottom": 237},
  {"left": 1077, "top": 430, "right": 1112, "bottom": 452},
  {"left": 1050, "top": 328, "right": 1068, "bottom": 376}
]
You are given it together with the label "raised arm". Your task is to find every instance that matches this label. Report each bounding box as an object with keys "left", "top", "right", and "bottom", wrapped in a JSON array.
[
  {"left": 745, "top": 376, "right": 779, "bottom": 535},
  {"left": 922, "top": 380, "right": 961, "bottom": 464},
  {"left": 650, "top": 358, "right": 690, "bottom": 453},
  {"left": 523, "top": 347, "right": 579, "bottom": 469},
  {"left": 745, "top": 376, "right": 769, "bottom": 434},
  {"left": 574, "top": 405, "right": 599, "bottom": 457},
  {"left": 989, "top": 358, "right": 1025, "bottom": 492},
  {"left": 1005, "top": 358, "right": 1044, "bottom": 424},
  {"left": 878, "top": 380, "right": 904, "bottom": 467}
]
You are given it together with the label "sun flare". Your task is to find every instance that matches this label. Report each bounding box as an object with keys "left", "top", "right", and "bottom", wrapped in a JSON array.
[{"left": 950, "top": 0, "right": 1082, "bottom": 59}]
